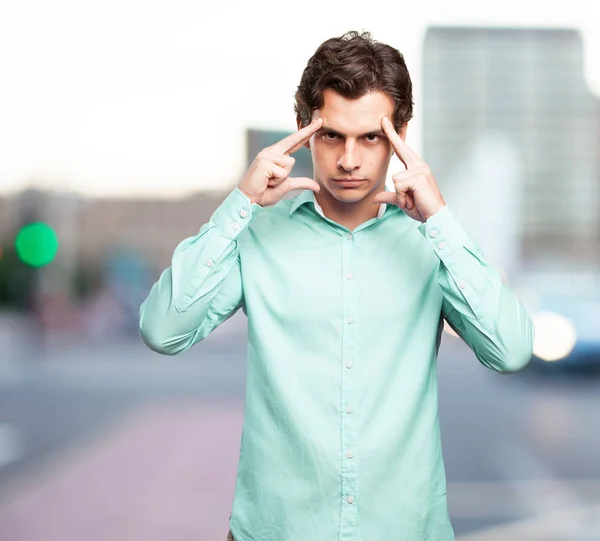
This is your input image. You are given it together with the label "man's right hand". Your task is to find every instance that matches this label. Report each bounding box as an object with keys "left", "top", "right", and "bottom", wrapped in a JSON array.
[{"left": 238, "top": 117, "right": 323, "bottom": 207}]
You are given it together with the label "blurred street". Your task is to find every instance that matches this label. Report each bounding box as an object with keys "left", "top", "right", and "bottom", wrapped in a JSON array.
[{"left": 0, "top": 313, "right": 599, "bottom": 540}]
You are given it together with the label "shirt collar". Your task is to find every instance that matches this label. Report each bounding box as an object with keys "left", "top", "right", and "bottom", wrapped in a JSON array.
[{"left": 289, "top": 178, "right": 395, "bottom": 219}]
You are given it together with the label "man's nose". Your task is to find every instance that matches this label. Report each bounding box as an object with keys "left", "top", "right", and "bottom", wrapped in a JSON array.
[{"left": 337, "top": 141, "right": 361, "bottom": 172}]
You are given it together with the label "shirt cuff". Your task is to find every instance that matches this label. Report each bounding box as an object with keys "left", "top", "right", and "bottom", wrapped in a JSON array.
[
  {"left": 417, "top": 204, "right": 472, "bottom": 262},
  {"left": 210, "top": 186, "right": 261, "bottom": 239}
]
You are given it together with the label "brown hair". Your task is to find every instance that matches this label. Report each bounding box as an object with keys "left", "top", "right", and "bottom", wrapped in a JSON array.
[{"left": 294, "top": 30, "right": 414, "bottom": 130}]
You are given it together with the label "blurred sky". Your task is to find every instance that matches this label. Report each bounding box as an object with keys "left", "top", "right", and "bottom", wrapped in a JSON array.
[{"left": 0, "top": 0, "right": 598, "bottom": 198}]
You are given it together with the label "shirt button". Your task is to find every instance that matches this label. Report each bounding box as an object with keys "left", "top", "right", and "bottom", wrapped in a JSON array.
[
  {"left": 346, "top": 495, "right": 354, "bottom": 504},
  {"left": 345, "top": 405, "right": 353, "bottom": 414},
  {"left": 459, "top": 280, "right": 467, "bottom": 289},
  {"left": 206, "top": 259, "right": 214, "bottom": 267},
  {"left": 239, "top": 208, "right": 248, "bottom": 218},
  {"left": 346, "top": 450, "right": 354, "bottom": 459},
  {"left": 429, "top": 229, "right": 438, "bottom": 238},
  {"left": 438, "top": 241, "right": 446, "bottom": 250},
  {"left": 346, "top": 272, "right": 354, "bottom": 280},
  {"left": 345, "top": 359, "right": 353, "bottom": 369},
  {"left": 231, "top": 221, "right": 240, "bottom": 230},
  {"left": 346, "top": 232, "right": 353, "bottom": 240},
  {"left": 346, "top": 315, "right": 354, "bottom": 324}
]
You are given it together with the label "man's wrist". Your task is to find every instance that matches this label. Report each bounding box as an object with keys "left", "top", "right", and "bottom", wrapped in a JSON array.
[
  {"left": 237, "top": 186, "right": 262, "bottom": 207},
  {"left": 422, "top": 203, "right": 447, "bottom": 223}
]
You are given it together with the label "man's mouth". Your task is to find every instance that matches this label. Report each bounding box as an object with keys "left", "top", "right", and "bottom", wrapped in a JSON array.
[{"left": 332, "top": 178, "right": 365, "bottom": 187}]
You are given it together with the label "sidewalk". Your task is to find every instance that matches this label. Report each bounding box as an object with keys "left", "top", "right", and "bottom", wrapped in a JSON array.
[{"left": 0, "top": 400, "right": 244, "bottom": 541}]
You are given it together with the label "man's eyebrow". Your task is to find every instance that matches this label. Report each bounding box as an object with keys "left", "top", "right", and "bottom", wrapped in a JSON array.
[
  {"left": 316, "top": 126, "right": 342, "bottom": 135},
  {"left": 363, "top": 129, "right": 386, "bottom": 137},
  {"left": 317, "top": 126, "right": 387, "bottom": 137}
]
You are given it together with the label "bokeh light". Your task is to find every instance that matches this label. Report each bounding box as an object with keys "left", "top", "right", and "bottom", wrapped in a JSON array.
[
  {"left": 15, "top": 222, "right": 59, "bottom": 267},
  {"left": 531, "top": 311, "right": 577, "bottom": 362}
]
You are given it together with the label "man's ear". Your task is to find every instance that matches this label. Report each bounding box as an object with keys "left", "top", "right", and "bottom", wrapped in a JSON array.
[{"left": 297, "top": 115, "right": 312, "bottom": 150}]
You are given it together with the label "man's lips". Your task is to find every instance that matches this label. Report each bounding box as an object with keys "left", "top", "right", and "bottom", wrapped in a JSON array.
[{"left": 332, "top": 178, "right": 365, "bottom": 186}]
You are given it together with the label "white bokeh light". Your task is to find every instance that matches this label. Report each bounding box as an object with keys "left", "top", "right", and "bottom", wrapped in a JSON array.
[{"left": 532, "top": 311, "right": 577, "bottom": 362}]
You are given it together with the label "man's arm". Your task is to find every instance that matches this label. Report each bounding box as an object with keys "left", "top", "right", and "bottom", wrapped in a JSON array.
[
  {"left": 140, "top": 118, "right": 326, "bottom": 355},
  {"left": 374, "top": 117, "right": 534, "bottom": 373},
  {"left": 139, "top": 187, "right": 255, "bottom": 355},
  {"left": 418, "top": 205, "right": 535, "bottom": 373}
]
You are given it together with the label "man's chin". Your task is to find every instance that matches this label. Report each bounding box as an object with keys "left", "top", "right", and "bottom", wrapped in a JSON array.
[{"left": 330, "top": 186, "right": 370, "bottom": 203}]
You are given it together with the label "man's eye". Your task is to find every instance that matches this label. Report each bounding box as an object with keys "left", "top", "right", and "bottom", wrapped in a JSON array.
[
  {"left": 323, "top": 132, "right": 339, "bottom": 140},
  {"left": 365, "top": 135, "right": 380, "bottom": 143}
]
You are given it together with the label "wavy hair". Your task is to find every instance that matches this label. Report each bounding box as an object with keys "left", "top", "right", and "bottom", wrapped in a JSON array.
[{"left": 294, "top": 31, "right": 414, "bottom": 129}]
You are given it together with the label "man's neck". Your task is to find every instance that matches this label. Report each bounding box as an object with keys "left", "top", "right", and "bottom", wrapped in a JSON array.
[{"left": 314, "top": 188, "right": 384, "bottom": 231}]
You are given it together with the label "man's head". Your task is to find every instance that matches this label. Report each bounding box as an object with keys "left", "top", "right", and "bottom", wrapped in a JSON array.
[{"left": 294, "top": 31, "right": 413, "bottom": 210}]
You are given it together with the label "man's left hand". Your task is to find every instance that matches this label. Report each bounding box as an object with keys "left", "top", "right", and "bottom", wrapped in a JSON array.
[{"left": 372, "top": 116, "right": 446, "bottom": 223}]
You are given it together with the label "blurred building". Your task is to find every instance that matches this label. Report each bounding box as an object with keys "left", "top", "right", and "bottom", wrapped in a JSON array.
[
  {"left": 422, "top": 26, "right": 600, "bottom": 273},
  {"left": 75, "top": 191, "right": 228, "bottom": 270},
  {"left": 0, "top": 196, "right": 16, "bottom": 238},
  {"left": 0, "top": 187, "right": 231, "bottom": 283},
  {"left": 0, "top": 187, "right": 235, "bottom": 336}
]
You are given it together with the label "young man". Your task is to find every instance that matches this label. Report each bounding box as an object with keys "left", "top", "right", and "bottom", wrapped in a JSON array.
[{"left": 139, "top": 31, "right": 534, "bottom": 541}]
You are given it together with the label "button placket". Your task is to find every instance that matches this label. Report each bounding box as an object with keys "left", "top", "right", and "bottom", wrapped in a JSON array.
[{"left": 340, "top": 228, "right": 359, "bottom": 533}]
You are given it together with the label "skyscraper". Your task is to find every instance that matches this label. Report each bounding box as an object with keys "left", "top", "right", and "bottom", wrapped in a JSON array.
[{"left": 423, "top": 26, "right": 600, "bottom": 271}]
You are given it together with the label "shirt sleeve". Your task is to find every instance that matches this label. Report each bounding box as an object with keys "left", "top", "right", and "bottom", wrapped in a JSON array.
[
  {"left": 418, "top": 205, "right": 535, "bottom": 373},
  {"left": 139, "top": 187, "right": 258, "bottom": 355}
]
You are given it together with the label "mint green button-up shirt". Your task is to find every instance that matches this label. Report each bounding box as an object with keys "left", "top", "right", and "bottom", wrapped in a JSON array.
[{"left": 139, "top": 185, "right": 534, "bottom": 541}]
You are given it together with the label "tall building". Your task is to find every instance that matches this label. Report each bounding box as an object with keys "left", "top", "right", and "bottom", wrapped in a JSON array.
[{"left": 422, "top": 26, "right": 600, "bottom": 272}]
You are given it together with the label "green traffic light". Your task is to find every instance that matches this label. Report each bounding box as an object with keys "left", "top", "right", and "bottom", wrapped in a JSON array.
[{"left": 15, "top": 222, "right": 59, "bottom": 267}]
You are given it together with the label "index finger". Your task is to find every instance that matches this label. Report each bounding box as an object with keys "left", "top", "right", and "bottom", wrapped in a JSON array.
[
  {"left": 381, "top": 116, "right": 422, "bottom": 169},
  {"left": 270, "top": 117, "right": 323, "bottom": 155}
]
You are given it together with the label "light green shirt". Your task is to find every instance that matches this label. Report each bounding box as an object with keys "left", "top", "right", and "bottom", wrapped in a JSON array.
[{"left": 139, "top": 185, "right": 534, "bottom": 541}]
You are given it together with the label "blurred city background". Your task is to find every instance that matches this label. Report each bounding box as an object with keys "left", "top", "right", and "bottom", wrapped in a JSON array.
[{"left": 1, "top": 1, "right": 600, "bottom": 540}]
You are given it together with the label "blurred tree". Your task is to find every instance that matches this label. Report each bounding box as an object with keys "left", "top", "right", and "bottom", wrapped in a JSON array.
[{"left": 0, "top": 241, "right": 36, "bottom": 312}]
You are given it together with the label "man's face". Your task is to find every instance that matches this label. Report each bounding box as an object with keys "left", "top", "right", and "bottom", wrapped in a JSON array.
[{"left": 299, "top": 89, "right": 405, "bottom": 207}]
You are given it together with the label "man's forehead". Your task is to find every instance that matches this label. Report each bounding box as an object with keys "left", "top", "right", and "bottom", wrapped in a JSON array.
[
  {"left": 314, "top": 113, "right": 388, "bottom": 136},
  {"left": 314, "top": 89, "right": 394, "bottom": 134}
]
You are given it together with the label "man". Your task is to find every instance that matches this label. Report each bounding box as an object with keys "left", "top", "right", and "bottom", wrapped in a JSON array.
[{"left": 139, "top": 31, "right": 534, "bottom": 541}]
